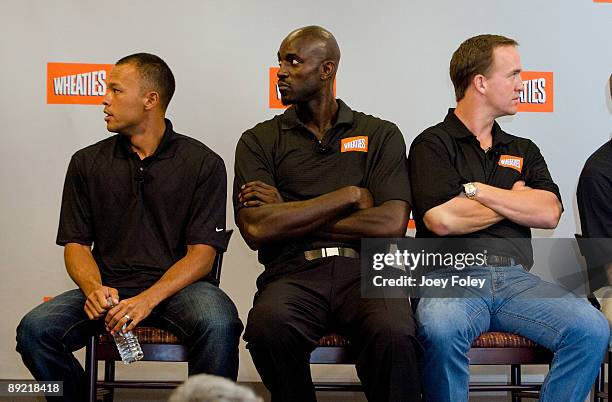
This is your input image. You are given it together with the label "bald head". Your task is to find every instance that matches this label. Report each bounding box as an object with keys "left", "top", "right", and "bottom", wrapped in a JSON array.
[
  {"left": 283, "top": 26, "right": 341, "bottom": 66},
  {"left": 276, "top": 26, "right": 340, "bottom": 105}
]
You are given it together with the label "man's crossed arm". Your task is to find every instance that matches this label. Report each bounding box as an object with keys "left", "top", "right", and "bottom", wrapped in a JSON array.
[
  {"left": 423, "top": 180, "right": 562, "bottom": 236},
  {"left": 236, "top": 181, "right": 410, "bottom": 250}
]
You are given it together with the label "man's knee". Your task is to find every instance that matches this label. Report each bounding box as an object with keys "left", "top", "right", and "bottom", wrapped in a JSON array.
[
  {"left": 362, "top": 313, "right": 415, "bottom": 346},
  {"left": 417, "top": 304, "right": 475, "bottom": 352},
  {"left": 174, "top": 283, "right": 243, "bottom": 341},
  {"left": 16, "top": 307, "right": 55, "bottom": 354},
  {"left": 245, "top": 300, "right": 299, "bottom": 345},
  {"left": 564, "top": 304, "right": 610, "bottom": 352}
]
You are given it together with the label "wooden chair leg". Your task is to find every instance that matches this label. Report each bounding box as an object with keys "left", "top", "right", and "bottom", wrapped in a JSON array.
[
  {"left": 85, "top": 335, "right": 98, "bottom": 402},
  {"left": 102, "top": 360, "right": 115, "bottom": 402},
  {"left": 510, "top": 364, "right": 522, "bottom": 402}
]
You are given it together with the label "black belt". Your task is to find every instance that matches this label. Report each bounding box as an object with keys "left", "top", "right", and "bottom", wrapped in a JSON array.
[
  {"left": 486, "top": 255, "right": 518, "bottom": 267},
  {"left": 304, "top": 247, "right": 359, "bottom": 261}
]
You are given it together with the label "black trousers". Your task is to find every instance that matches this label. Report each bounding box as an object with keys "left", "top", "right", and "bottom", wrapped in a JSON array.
[{"left": 244, "top": 255, "right": 421, "bottom": 402}]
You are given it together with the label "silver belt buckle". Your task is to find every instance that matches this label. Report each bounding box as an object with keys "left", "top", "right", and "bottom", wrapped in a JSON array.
[{"left": 324, "top": 247, "right": 340, "bottom": 257}]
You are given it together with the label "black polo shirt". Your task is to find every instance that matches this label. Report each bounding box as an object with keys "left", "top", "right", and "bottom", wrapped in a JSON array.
[
  {"left": 577, "top": 140, "right": 612, "bottom": 271},
  {"left": 233, "top": 99, "right": 411, "bottom": 275},
  {"left": 408, "top": 109, "right": 562, "bottom": 268},
  {"left": 578, "top": 140, "right": 612, "bottom": 239},
  {"left": 57, "top": 119, "right": 229, "bottom": 289}
]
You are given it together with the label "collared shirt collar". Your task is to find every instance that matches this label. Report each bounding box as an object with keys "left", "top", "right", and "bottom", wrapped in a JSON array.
[
  {"left": 444, "top": 108, "right": 514, "bottom": 146},
  {"left": 114, "top": 118, "right": 177, "bottom": 160},
  {"left": 280, "top": 98, "right": 354, "bottom": 130}
]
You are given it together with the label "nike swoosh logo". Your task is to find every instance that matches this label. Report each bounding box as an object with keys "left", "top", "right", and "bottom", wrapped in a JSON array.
[{"left": 215, "top": 228, "right": 224, "bottom": 232}]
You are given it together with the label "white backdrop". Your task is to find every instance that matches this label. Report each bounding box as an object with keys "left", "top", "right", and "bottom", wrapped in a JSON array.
[{"left": 1, "top": 0, "right": 611, "bottom": 386}]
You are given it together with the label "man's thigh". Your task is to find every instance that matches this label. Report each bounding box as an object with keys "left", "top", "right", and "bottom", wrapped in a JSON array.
[
  {"left": 333, "top": 273, "right": 417, "bottom": 338},
  {"left": 151, "top": 281, "right": 241, "bottom": 339},
  {"left": 18, "top": 289, "right": 101, "bottom": 351},
  {"left": 493, "top": 274, "right": 607, "bottom": 350},
  {"left": 416, "top": 296, "right": 491, "bottom": 344},
  {"left": 244, "top": 274, "right": 332, "bottom": 346}
]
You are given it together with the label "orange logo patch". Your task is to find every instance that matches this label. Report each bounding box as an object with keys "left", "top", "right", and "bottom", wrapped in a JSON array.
[
  {"left": 47, "top": 62, "right": 114, "bottom": 105},
  {"left": 268, "top": 67, "right": 336, "bottom": 109},
  {"left": 594, "top": 0, "right": 612, "bottom": 3},
  {"left": 517, "top": 71, "right": 554, "bottom": 113},
  {"left": 498, "top": 155, "right": 524, "bottom": 173},
  {"left": 341, "top": 136, "right": 368, "bottom": 153}
]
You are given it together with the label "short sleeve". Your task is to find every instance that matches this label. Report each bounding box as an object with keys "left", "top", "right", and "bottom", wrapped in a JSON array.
[
  {"left": 56, "top": 154, "right": 94, "bottom": 246},
  {"left": 408, "top": 136, "right": 464, "bottom": 219},
  {"left": 366, "top": 125, "right": 412, "bottom": 206},
  {"left": 232, "top": 131, "right": 277, "bottom": 216},
  {"left": 522, "top": 141, "right": 563, "bottom": 207},
  {"left": 185, "top": 154, "right": 230, "bottom": 252}
]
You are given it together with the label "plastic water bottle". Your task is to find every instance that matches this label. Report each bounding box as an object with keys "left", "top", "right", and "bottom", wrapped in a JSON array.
[
  {"left": 107, "top": 298, "right": 144, "bottom": 364},
  {"left": 112, "top": 323, "right": 144, "bottom": 364}
]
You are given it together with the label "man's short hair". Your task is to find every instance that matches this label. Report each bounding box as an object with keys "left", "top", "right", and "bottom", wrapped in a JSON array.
[
  {"left": 116, "top": 52, "right": 175, "bottom": 110},
  {"left": 450, "top": 34, "right": 519, "bottom": 101}
]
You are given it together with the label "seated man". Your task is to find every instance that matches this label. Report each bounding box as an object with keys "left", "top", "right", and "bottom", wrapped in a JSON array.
[
  {"left": 577, "top": 72, "right": 612, "bottom": 323},
  {"left": 408, "top": 34, "right": 609, "bottom": 402},
  {"left": 234, "top": 26, "right": 421, "bottom": 402},
  {"left": 16, "top": 53, "right": 243, "bottom": 402}
]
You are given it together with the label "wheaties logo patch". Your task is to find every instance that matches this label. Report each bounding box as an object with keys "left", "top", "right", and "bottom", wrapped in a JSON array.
[
  {"left": 341, "top": 136, "right": 368, "bottom": 153},
  {"left": 498, "top": 155, "right": 524, "bottom": 173}
]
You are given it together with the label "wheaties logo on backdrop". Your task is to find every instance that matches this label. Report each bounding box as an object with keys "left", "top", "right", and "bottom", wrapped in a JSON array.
[
  {"left": 269, "top": 67, "right": 336, "bottom": 109},
  {"left": 593, "top": 0, "right": 612, "bottom": 3},
  {"left": 518, "top": 71, "right": 554, "bottom": 113},
  {"left": 47, "top": 63, "right": 114, "bottom": 105}
]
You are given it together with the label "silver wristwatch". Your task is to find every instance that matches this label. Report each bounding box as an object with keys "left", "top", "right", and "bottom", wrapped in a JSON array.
[{"left": 463, "top": 182, "right": 477, "bottom": 200}]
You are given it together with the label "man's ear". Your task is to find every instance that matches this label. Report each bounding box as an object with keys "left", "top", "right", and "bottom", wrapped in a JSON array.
[
  {"left": 473, "top": 74, "right": 487, "bottom": 95},
  {"left": 143, "top": 91, "right": 160, "bottom": 110},
  {"left": 320, "top": 60, "right": 336, "bottom": 81}
]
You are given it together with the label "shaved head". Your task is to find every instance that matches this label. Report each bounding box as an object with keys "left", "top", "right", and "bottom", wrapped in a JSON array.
[
  {"left": 283, "top": 25, "right": 341, "bottom": 67},
  {"left": 276, "top": 26, "right": 340, "bottom": 105}
]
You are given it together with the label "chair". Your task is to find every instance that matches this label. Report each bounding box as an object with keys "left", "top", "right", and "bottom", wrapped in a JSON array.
[
  {"left": 86, "top": 231, "right": 232, "bottom": 402},
  {"left": 310, "top": 331, "right": 553, "bottom": 401},
  {"left": 576, "top": 233, "right": 611, "bottom": 402}
]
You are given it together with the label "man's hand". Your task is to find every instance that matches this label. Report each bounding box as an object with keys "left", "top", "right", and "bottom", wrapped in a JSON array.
[
  {"left": 355, "top": 187, "right": 374, "bottom": 210},
  {"left": 84, "top": 286, "right": 119, "bottom": 320},
  {"left": 105, "top": 293, "right": 155, "bottom": 334},
  {"left": 511, "top": 180, "right": 531, "bottom": 191},
  {"left": 239, "top": 181, "right": 284, "bottom": 207}
]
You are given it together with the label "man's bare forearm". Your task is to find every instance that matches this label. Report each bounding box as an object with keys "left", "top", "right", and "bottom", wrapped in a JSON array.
[
  {"left": 237, "top": 186, "right": 368, "bottom": 249},
  {"left": 474, "top": 183, "right": 561, "bottom": 229},
  {"left": 317, "top": 200, "right": 409, "bottom": 240},
  {"left": 423, "top": 195, "right": 504, "bottom": 236},
  {"left": 64, "top": 243, "right": 103, "bottom": 296}
]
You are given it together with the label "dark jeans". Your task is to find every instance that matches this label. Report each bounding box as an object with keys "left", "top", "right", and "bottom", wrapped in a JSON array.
[
  {"left": 244, "top": 256, "right": 421, "bottom": 402},
  {"left": 16, "top": 281, "right": 243, "bottom": 402}
]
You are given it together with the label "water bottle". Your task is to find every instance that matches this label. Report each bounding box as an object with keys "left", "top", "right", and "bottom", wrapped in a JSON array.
[
  {"left": 112, "top": 323, "right": 144, "bottom": 364},
  {"left": 107, "top": 298, "right": 144, "bottom": 364}
]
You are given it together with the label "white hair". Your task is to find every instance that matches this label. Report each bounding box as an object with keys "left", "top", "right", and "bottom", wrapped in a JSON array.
[{"left": 169, "top": 374, "right": 263, "bottom": 402}]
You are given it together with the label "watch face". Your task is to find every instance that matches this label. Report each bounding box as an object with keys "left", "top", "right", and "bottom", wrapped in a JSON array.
[{"left": 464, "top": 183, "right": 476, "bottom": 198}]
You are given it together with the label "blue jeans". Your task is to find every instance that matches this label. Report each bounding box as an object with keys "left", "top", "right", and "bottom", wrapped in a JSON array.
[
  {"left": 16, "top": 282, "right": 243, "bottom": 402},
  {"left": 416, "top": 265, "right": 609, "bottom": 402}
]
